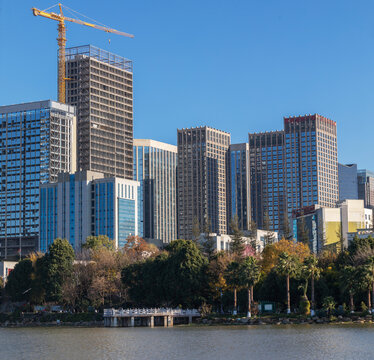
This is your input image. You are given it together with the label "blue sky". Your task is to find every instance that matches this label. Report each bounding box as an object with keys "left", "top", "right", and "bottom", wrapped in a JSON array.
[{"left": 1, "top": 0, "right": 374, "bottom": 169}]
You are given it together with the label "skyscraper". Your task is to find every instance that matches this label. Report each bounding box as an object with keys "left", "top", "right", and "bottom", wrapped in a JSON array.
[
  {"left": 228, "top": 143, "right": 251, "bottom": 231},
  {"left": 338, "top": 163, "right": 358, "bottom": 201},
  {"left": 177, "top": 126, "right": 230, "bottom": 239},
  {"left": 133, "top": 139, "right": 178, "bottom": 244},
  {"left": 248, "top": 131, "right": 285, "bottom": 232},
  {"left": 0, "top": 100, "right": 76, "bottom": 259},
  {"left": 357, "top": 169, "right": 374, "bottom": 208},
  {"left": 65, "top": 45, "right": 133, "bottom": 179},
  {"left": 284, "top": 114, "right": 338, "bottom": 214},
  {"left": 40, "top": 170, "right": 141, "bottom": 252}
]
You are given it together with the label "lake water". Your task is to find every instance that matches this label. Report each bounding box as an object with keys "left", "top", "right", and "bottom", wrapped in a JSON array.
[{"left": 1, "top": 324, "right": 374, "bottom": 360}]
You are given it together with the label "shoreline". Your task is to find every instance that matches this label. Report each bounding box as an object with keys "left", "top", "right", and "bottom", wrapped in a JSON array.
[{"left": 1, "top": 315, "right": 373, "bottom": 328}]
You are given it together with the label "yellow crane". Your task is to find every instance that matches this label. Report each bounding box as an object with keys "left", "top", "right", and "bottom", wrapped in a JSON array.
[{"left": 32, "top": 3, "right": 134, "bottom": 103}]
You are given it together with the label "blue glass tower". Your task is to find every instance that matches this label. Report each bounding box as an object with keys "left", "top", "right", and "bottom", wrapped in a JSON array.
[
  {"left": 0, "top": 100, "right": 76, "bottom": 259},
  {"left": 133, "top": 139, "right": 177, "bottom": 244},
  {"left": 40, "top": 170, "right": 141, "bottom": 251},
  {"left": 228, "top": 143, "right": 250, "bottom": 231}
]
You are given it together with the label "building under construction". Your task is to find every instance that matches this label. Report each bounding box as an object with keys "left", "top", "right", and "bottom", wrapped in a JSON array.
[{"left": 65, "top": 45, "right": 134, "bottom": 179}]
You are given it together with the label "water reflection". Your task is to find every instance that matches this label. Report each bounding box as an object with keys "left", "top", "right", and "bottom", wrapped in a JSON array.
[{"left": 1, "top": 324, "right": 374, "bottom": 360}]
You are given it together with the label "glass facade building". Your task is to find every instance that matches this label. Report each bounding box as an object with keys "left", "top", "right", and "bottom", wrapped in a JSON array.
[
  {"left": 248, "top": 131, "right": 285, "bottom": 232},
  {"left": 228, "top": 143, "right": 250, "bottom": 231},
  {"left": 40, "top": 170, "right": 141, "bottom": 251},
  {"left": 248, "top": 114, "right": 339, "bottom": 235},
  {"left": 133, "top": 139, "right": 177, "bottom": 244},
  {"left": 338, "top": 163, "right": 358, "bottom": 201},
  {"left": 357, "top": 169, "right": 374, "bottom": 209},
  {"left": 0, "top": 100, "right": 76, "bottom": 259}
]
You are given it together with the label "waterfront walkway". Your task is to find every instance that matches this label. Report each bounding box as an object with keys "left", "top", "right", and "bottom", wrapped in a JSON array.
[{"left": 103, "top": 308, "right": 200, "bottom": 327}]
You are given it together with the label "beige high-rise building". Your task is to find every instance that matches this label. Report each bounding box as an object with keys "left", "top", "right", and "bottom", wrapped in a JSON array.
[
  {"left": 65, "top": 45, "right": 133, "bottom": 179},
  {"left": 177, "top": 126, "right": 230, "bottom": 239},
  {"left": 284, "top": 114, "right": 338, "bottom": 213}
]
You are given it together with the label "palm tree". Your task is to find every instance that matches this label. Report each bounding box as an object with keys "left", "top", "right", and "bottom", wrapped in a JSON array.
[
  {"left": 322, "top": 296, "right": 336, "bottom": 316},
  {"left": 340, "top": 266, "right": 358, "bottom": 313},
  {"left": 365, "top": 256, "right": 374, "bottom": 314},
  {"left": 303, "top": 255, "right": 320, "bottom": 316},
  {"left": 224, "top": 261, "right": 243, "bottom": 315},
  {"left": 240, "top": 256, "right": 260, "bottom": 318},
  {"left": 275, "top": 252, "right": 300, "bottom": 314}
]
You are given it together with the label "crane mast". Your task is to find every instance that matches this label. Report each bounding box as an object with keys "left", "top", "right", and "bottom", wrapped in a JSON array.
[{"left": 32, "top": 3, "right": 134, "bottom": 103}]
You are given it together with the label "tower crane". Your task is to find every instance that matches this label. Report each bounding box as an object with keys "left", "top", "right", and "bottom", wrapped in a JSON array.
[{"left": 32, "top": 3, "right": 134, "bottom": 103}]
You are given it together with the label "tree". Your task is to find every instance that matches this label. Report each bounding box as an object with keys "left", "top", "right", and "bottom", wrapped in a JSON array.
[
  {"left": 263, "top": 211, "right": 275, "bottom": 246},
  {"left": 336, "top": 223, "right": 345, "bottom": 252},
  {"left": 302, "top": 255, "right": 320, "bottom": 316},
  {"left": 202, "top": 217, "right": 215, "bottom": 259},
  {"left": 340, "top": 266, "right": 358, "bottom": 313},
  {"left": 282, "top": 213, "right": 293, "bottom": 241},
  {"left": 248, "top": 220, "right": 258, "bottom": 253},
  {"left": 229, "top": 215, "right": 245, "bottom": 257},
  {"left": 82, "top": 235, "right": 114, "bottom": 251},
  {"left": 297, "top": 217, "right": 309, "bottom": 246},
  {"left": 322, "top": 296, "right": 336, "bottom": 316},
  {"left": 275, "top": 252, "right": 300, "bottom": 314},
  {"left": 353, "top": 246, "right": 374, "bottom": 314},
  {"left": 122, "top": 235, "right": 159, "bottom": 261},
  {"left": 5, "top": 259, "right": 33, "bottom": 301},
  {"left": 42, "top": 238, "right": 75, "bottom": 302},
  {"left": 192, "top": 217, "right": 201, "bottom": 245},
  {"left": 224, "top": 261, "right": 243, "bottom": 315},
  {"left": 240, "top": 256, "right": 260, "bottom": 318},
  {"left": 261, "top": 239, "right": 310, "bottom": 274},
  {"left": 122, "top": 240, "right": 208, "bottom": 308},
  {"left": 206, "top": 251, "right": 232, "bottom": 313}
]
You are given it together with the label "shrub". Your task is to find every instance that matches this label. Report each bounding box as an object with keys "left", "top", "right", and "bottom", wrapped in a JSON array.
[{"left": 299, "top": 297, "right": 310, "bottom": 315}]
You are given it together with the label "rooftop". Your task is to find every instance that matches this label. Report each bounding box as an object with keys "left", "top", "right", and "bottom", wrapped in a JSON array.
[{"left": 65, "top": 45, "right": 132, "bottom": 72}]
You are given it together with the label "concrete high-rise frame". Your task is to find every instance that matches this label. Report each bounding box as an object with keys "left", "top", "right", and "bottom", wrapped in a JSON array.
[
  {"left": 65, "top": 45, "right": 133, "bottom": 179},
  {"left": 177, "top": 126, "right": 230, "bottom": 239}
]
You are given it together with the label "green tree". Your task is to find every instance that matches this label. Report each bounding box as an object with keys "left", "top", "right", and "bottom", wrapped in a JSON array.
[
  {"left": 192, "top": 217, "right": 201, "bottom": 245},
  {"left": 224, "top": 261, "right": 243, "bottom": 315},
  {"left": 249, "top": 220, "right": 258, "bottom": 252},
  {"left": 5, "top": 259, "right": 33, "bottom": 301},
  {"left": 263, "top": 211, "right": 275, "bottom": 246},
  {"left": 302, "top": 255, "right": 320, "bottom": 316},
  {"left": 42, "top": 239, "right": 75, "bottom": 302},
  {"left": 82, "top": 235, "right": 114, "bottom": 251},
  {"left": 353, "top": 246, "right": 374, "bottom": 314},
  {"left": 275, "top": 252, "right": 300, "bottom": 314},
  {"left": 322, "top": 296, "right": 336, "bottom": 316},
  {"left": 297, "top": 217, "right": 309, "bottom": 246},
  {"left": 336, "top": 223, "right": 345, "bottom": 252},
  {"left": 340, "top": 265, "right": 358, "bottom": 313},
  {"left": 122, "top": 240, "right": 208, "bottom": 308},
  {"left": 282, "top": 213, "right": 293, "bottom": 241},
  {"left": 240, "top": 256, "right": 260, "bottom": 318},
  {"left": 202, "top": 216, "right": 215, "bottom": 259},
  {"left": 229, "top": 215, "right": 245, "bottom": 257}
]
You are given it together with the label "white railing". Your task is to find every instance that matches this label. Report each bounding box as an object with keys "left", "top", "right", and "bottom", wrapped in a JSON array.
[{"left": 104, "top": 308, "right": 200, "bottom": 317}]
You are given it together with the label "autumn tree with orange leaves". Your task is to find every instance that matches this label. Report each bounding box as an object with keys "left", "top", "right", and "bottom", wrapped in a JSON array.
[{"left": 261, "top": 238, "right": 310, "bottom": 274}]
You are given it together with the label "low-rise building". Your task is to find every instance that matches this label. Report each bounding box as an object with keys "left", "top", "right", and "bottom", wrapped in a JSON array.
[
  {"left": 293, "top": 199, "right": 372, "bottom": 252},
  {"left": 39, "top": 170, "right": 142, "bottom": 252},
  {"left": 199, "top": 229, "right": 278, "bottom": 254},
  {"left": 0, "top": 261, "right": 17, "bottom": 283}
]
